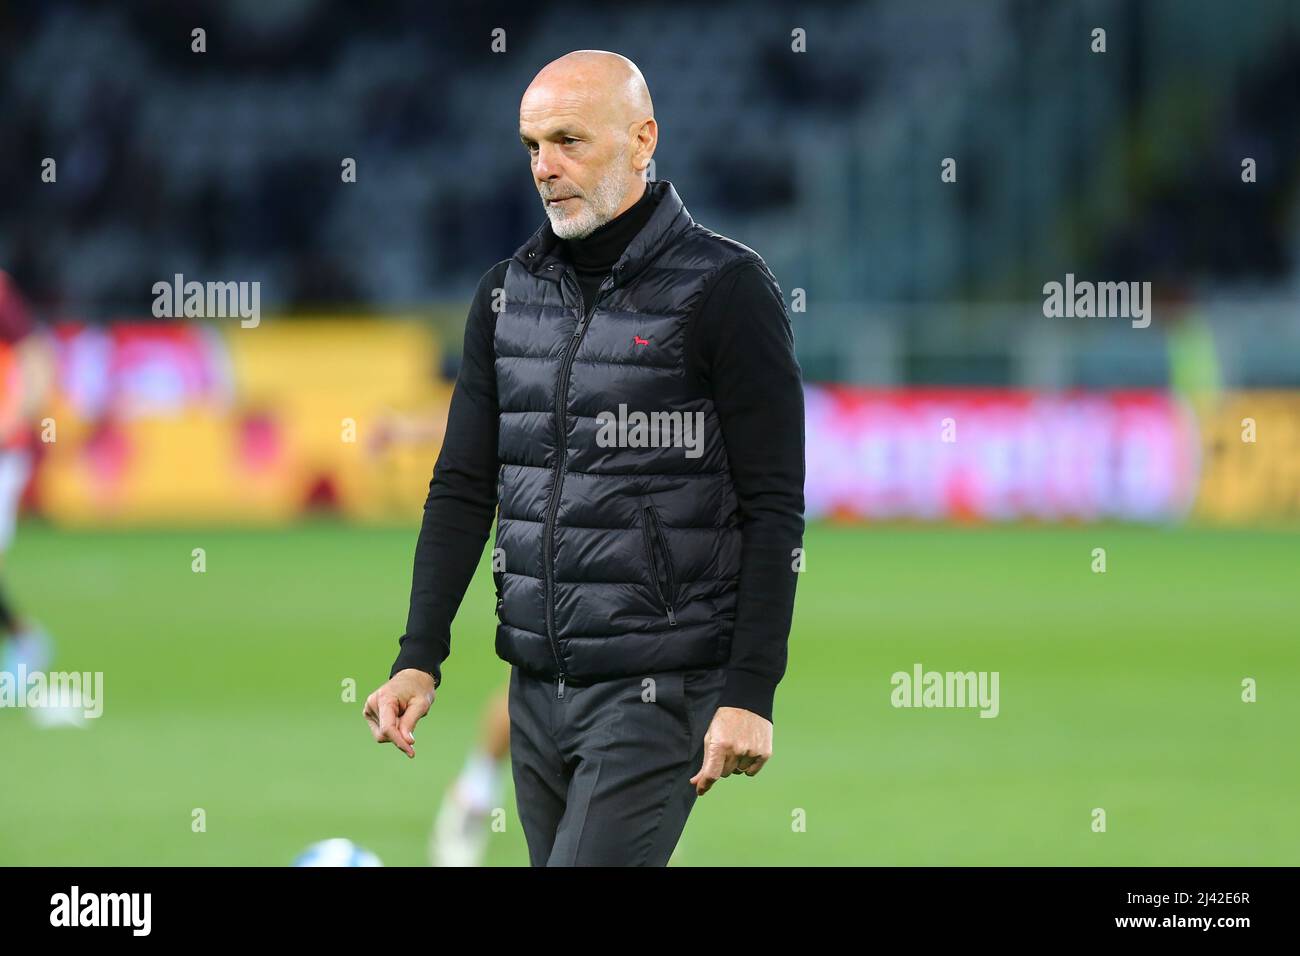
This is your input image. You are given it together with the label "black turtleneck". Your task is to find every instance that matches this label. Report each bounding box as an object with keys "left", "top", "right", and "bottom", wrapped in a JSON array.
[
  {"left": 392, "top": 183, "right": 804, "bottom": 724},
  {"left": 563, "top": 181, "right": 658, "bottom": 315}
]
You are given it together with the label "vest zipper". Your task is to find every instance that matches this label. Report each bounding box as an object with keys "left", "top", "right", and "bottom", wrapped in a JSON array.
[
  {"left": 642, "top": 504, "right": 679, "bottom": 626},
  {"left": 541, "top": 267, "right": 616, "bottom": 700}
]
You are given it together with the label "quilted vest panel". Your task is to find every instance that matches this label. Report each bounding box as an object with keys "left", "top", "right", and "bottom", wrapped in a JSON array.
[{"left": 492, "top": 181, "right": 770, "bottom": 685}]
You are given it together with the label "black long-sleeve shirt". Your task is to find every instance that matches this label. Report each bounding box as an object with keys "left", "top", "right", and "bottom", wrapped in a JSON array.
[{"left": 391, "top": 184, "right": 805, "bottom": 722}]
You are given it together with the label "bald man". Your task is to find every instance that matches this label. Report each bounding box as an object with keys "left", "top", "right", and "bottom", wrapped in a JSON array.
[{"left": 366, "top": 51, "right": 805, "bottom": 866}]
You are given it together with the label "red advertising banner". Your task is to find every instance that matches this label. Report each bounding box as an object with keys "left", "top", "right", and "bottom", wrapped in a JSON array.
[{"left": 804, "top": 386, "right": 1200, "bottom": 522}]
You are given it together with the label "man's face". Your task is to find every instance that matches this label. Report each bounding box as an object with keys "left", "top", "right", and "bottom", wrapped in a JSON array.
[{"left": 520, "top": 91, "right": 634, "bottom": 240}]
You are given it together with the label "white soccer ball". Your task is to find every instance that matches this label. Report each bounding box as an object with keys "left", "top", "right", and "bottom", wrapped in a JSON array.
[{"left": 293, "top": 838, "right": 383, "bottom": 867}]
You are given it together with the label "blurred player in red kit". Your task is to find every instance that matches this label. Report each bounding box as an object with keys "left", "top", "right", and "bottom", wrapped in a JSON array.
[{"left": 0, "top": 270, "right": 58, "bottom": 702}]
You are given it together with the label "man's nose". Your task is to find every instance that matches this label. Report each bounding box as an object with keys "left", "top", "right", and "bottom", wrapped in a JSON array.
[{"left": 533, "top": 143, "right": 561, "bottom": 181}]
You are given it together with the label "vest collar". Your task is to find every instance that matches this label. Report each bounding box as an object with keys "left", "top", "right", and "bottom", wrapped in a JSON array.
[{"left": 513, "top": 179, "right": 693, "bottom": 287}]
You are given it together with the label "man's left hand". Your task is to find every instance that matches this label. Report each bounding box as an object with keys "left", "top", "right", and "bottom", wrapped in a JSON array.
[{"left": 690, "top": 706, "right": 772, "bottom": 795}]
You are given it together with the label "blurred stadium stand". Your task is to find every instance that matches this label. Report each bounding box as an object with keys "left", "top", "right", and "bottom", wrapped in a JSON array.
[{"left": 1, "top": 0, "right": 1297, "bottom": 391}]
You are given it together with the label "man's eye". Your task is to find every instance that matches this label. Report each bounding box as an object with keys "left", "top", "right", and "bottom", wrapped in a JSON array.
[{"left": 563, "top": 137, "right": 579, "bottom": 145}]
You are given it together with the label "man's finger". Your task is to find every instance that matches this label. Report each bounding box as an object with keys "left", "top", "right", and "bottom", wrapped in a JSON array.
[
  {"left": 377, "top": 697, "right": 414, "bottom": 758},
  {"left": 690, "top": 741, "right": 725, "bottom": 795},
  {"left": 739, "top": 754, "right": 767, "bottom": 777},
  {"left": 719, "top": 750, "right": 743, "bottom": 778},
  {"left": 397, "top": 694, "right": 430, "bottom": 746},
  {"left": 362, "top": 694, "right": 384, "bottom": 741}
]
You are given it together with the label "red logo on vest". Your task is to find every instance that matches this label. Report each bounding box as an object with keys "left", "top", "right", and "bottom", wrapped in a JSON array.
[{"left": 632, "top": 335, "right": 650, "bottom": 346}]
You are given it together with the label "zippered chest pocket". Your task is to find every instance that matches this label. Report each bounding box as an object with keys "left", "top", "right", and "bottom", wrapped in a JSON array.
[{"left": 640, "top": 503, "right": 679, "bottom": 626}]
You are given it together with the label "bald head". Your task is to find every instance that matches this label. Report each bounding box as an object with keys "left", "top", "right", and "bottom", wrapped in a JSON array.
[
  {"left": 520, "top": 51, "right": 658, "bottom": 239},
  {"left": 525, "top": 51, "right": 654, "bottom": 128}
]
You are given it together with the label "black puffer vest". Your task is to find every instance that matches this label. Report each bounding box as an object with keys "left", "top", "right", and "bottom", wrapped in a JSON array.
[{"left": 493, "top": 180, "right": 766, "bottom": 691}]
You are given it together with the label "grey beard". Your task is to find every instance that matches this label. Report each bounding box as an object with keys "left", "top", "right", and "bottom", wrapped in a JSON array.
[
  {"left": 542, "top": 151, "right": 632, "bottom": 239},
  {"left": 548, "top": 203, "right": 606, "bottom": 240}
]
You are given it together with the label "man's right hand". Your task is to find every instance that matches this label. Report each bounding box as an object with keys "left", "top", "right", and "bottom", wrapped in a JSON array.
[{"left": 363, "top": 669, "right": 437, "bottom": 759}]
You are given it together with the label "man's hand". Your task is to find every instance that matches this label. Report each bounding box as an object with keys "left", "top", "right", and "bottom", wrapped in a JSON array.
[
  {"left": 363, "top": 669, "right": 436, "bottom": 759},
  {"left": 690, "top": 706, "right": 773, "bottom": 795}
]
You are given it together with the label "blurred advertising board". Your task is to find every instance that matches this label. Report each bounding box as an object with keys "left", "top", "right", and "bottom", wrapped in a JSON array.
[
  {"left": 803, "top": 387, "right": 1201, "bottom": 522},
  {"left": 16, "top": 321, "right": 1299, "bottom": 526},
  {"left": 33, "top": 319, "right": 449, "bottom": 525},
  {"left": 1190, "top": 392, "right": 1300, "bottom": 523}
]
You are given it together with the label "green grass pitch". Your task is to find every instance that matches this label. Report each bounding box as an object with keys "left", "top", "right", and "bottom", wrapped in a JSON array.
[{"left": 1, "top": 521, "right": 1296, "bottom": 865}]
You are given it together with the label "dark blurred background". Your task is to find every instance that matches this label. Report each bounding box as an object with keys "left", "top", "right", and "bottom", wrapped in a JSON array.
[{"left": 2, "top": 0, "right": 1297, "bottom": 388}]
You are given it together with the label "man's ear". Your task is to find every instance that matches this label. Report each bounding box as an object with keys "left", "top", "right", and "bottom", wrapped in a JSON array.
[{"left": 634, "top": 117, "right": 658, "bottom": 171}]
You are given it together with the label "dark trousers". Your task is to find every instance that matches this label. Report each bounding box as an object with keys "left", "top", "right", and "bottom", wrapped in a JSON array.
[{"left": 507, "top": 663, "right": 727, "bottom": 866}]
